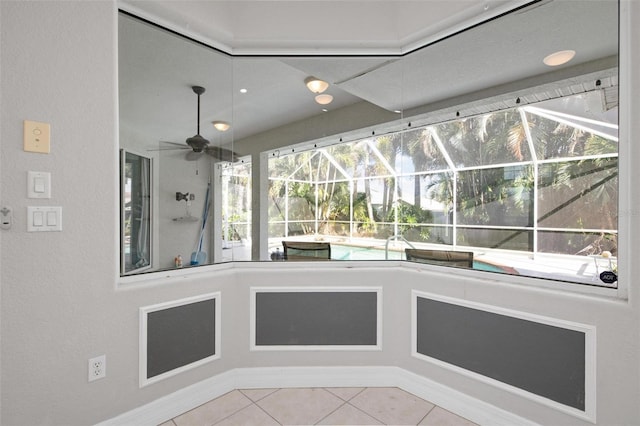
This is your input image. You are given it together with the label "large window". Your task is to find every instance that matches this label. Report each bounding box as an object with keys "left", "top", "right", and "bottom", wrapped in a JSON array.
[
  {"left": 120, "top": 150, "right": 152, "bottom": 275},
  {"left": 268, "top": 90, "right": 618, "bottom": 286}
]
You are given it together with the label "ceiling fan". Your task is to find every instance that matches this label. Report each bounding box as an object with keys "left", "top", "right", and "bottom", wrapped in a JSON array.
[{"left": 154, "top": 85, "right": 236, "bottom": 162}]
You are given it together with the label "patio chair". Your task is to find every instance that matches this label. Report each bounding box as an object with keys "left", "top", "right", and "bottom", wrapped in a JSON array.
[
  {"left": 405, "top": 248, "right": 474, "bottom": 268},
  {"left": 282, "top": 241, "right": 331, "bottom": 261}
]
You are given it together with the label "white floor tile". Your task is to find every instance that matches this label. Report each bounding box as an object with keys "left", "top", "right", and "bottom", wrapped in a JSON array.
[
  {"left": 256, "top": 388, "right": 344, "bottom": 425},
  {"left": 173, "top": 390, "right": 252, "bottom": 426},
  {"left": 239, "top": 388, "right": 279, "bottom": 402},
  {"left": 349, "top": 387, "right": 435, "bottom": 426},
  {"left": 214, "top": 403, "right": 280, "bottom": 426},
  {"left": 419, "top": 406, "right": 478, "bottom": 426},
  {"left": 325, "top": 387, "right": 365, "bottom": 401},
  {"left": 318, "top": 403, "right": 384, "bottom": 425}
]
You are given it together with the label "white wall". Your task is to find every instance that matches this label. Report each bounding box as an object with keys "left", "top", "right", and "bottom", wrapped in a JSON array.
[{"left": 1, "top": 1, "right": 638, "bottom": 425}]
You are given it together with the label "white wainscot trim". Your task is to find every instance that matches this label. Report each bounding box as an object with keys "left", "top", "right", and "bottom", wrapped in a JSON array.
[
  {"left": 139, "top": 292, "right": 222, "bottom": 387},
  {"left": 411, "top": 290, "right": 596, "bottom": 424},
  {"left": 97, "top": 366, "right": 540, "bottom": 426}
]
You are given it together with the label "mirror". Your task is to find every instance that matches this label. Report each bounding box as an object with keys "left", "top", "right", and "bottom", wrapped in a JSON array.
[{"left": 118, "top": 1, "right": 619, "bottom": 287}]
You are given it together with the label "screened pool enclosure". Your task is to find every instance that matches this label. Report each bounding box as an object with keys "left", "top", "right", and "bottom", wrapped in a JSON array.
[{"left": 267, "top": 91, "right": 618, "bottom": 286}]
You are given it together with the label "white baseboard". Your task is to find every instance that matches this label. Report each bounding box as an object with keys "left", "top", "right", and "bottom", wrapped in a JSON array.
[{"left": 97, "top": 366, "right": 539, "bottom": 426}]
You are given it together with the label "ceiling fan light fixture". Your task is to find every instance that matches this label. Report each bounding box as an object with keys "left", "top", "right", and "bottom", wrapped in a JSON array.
[
  {"left": 543, "top": 49, "right": 576, "bottom": 66},
  {"left": 212, "top": 121, "right": 231, "bottom": 132},
  {"left": 315, "top": 94, "right": 333, "bottom": 105},
  {"left": 305, "top": 76, "right": 329, "bottom": 94}
]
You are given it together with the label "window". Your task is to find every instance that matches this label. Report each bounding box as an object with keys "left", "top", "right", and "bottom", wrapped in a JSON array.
[
  {"left": 120, "top": 149, "right": 152, "bottom": 274},
  {"left": 268, "top": 90, "right": 618, "bottom": 286}
]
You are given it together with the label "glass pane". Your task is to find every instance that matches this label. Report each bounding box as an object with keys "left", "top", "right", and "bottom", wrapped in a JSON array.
[
  {"left": 527, "top": 93, "right": 618, "bottom": 160},
  {"left": 457, "top": 227, "right": 532, "bottom": 252},
  {"left": 457, "top": 165, "right": 534, "bottom": 227},
  {"left": 538, "top": 231, "right": 617, "bottom": 256},
  {"left": 223, "top": 162, "right": 251, "bottom": 252},
  {"left": 268, "top": 222, "right": 286, "bottom": 239},
  {"left": 121, "top": 151, "right": 151, "bottom": 274},
  {"left": 537, "top": 158, "right": 618, "bottom": 230},
  {"left": 320, "top": 221, "right": 351, "bottom": 237},
  {"left": 318, "top": 181, "right": 351, "bottom": 230},
  {"left": 435, "top": 110, "right": 532, "bottom": 168},
  {"left": 402, "top": 225, "right": 454, "bottom": 245},
  {"left": 323, "top": 142, "right": 365, "bottom": 178},
  {"left": 399, "top": 128, "right": 450, "bottom": 172},
  {"left": 397, "top": 173, "right": 453, "bottom": 225}
]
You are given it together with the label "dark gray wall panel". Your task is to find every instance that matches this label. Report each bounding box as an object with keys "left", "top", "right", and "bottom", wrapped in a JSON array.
[
  {"left": 147, "top": 299, "right": 216, "bottom": 378},
  {"left": 416, "top": 296, "right": 585, "bottom": 410},
  {"left": 255, "top": 292, "right": 377, "bottom": 346}
]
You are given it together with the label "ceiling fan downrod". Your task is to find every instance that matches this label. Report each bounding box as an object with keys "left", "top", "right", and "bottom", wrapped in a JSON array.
[{"left": 192, "top": 85, "right": 205, "bottom": 136}]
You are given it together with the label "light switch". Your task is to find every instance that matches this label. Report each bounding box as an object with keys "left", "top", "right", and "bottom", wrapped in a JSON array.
[
  {"left": 46, "top": 211, "right": 57, "bottom": 226},
  {"left": 27, "top": 206, "right": 62, "bottom": 232},
  {"left": 33, "top": 211, "right": 44, "bottom": 227},
  {"left": 34, "top": 177, "right": 45, "bottom": 193},
  {"left": 27, "top": 171, "right": 51, "bottom": 199},
  {"left": 24, "top": 120, "right": 51, "bottom": 154}
]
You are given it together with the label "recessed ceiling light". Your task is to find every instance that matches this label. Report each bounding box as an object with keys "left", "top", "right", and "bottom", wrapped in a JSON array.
[
  {"left": 239, "top": 88, "right": 248, "bottom": 94},
  {"left": 322, "top": 108, "right": 328, "bottom": 112},
  {"left": 394, "top": 110, "right": 402, "bottom": 114},
  {"left": 543, "top": 50, "right": 576, "bottom": 66}
]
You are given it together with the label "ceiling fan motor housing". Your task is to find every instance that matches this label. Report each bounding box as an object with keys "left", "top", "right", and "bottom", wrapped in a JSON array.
[{"left": 186, "top": 134, "right": 209, "bottom": 152}]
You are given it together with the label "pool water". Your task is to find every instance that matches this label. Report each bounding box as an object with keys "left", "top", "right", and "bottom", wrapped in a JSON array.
[{"left": 330, "top": 244, "right": 513, "bottom": 273}]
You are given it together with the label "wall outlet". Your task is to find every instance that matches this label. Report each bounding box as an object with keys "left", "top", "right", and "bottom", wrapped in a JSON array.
[{"left": 88, "top": 355, "right": 106, "bottom": 382}]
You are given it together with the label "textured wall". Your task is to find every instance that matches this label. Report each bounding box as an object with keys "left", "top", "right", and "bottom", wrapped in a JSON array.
[{"left": 1, "top": 1, "right": 639, "bottom": 425}]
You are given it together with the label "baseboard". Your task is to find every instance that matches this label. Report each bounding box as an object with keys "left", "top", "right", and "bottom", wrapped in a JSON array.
[{"left": 97, "top": 366, "right": 539, "bottom": 426}]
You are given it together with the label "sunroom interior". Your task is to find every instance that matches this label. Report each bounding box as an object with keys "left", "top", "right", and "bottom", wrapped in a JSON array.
[
  {"left": 119, "top": 0, "right": 619, "bottom": 289},
  {"left": 5, "top": 0, "right": 640, "bottom": 425}
]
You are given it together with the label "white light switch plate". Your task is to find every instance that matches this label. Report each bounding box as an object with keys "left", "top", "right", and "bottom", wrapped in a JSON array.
[
  {"left": 27, "top": 206, "right": 62, "bottom": 232},
  {"left": 27, "top": 171, "right": 51, "bottom": 199}
]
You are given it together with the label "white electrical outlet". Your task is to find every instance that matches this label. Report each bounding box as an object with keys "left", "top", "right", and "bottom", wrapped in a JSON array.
[{"left": 88, "top": 355, "right": 106, "bottom": 382}]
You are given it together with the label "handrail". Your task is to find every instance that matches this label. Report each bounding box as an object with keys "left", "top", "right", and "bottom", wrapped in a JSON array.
[{"left": 385, "top": 235, "right": 416, "bottom": 260}]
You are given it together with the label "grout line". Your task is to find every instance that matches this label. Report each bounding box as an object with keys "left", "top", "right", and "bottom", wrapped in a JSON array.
[
  {"left": 314, "top": 400, "right": 350, "bottom": 425},
  {"left": 343, "top": 387, "right": 387, "bottom": 425},
  {"left": 208, "top": 391, "right": 254, "bottom": 426},
  {"left": 418, "top": 403, "right": 437, "bottom": 425},
  {"left": 252, "top": 389, "right": 284, "bottom": 425},
  {"left": 254, "top": 401, "right": 283, "bottom": 426},
  {"left": 238, "top": 387, "right": 279, "bottom": 403}
]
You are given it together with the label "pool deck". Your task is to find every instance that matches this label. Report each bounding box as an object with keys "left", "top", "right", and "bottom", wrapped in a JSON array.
[{"left": 222, "top": 236, "right": 616, "bottom": 288}]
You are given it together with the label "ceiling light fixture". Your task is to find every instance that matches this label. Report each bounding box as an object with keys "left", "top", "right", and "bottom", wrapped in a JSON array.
[
  {"left": 305, "top": 76, "right": 329, "bottom": 94},
  {"left": 543, "top": 50, "right": 576, "bottom": 66},
  {"left": 315, "top": 94, "right": 333, "bottom": 105},
  {"left": 240, "top": 88, "right": 248, "bottom": 94},
  {"left": 212, "top": 121, "right": 231, "bottom": 132}
]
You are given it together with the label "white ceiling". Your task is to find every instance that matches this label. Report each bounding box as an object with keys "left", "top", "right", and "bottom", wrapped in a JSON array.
[
  {"left": 117, "top": 0, "right": 618, "bottom": 153},
  {"left": 120, "top": 0, "right": 522, "bottom": 55}
]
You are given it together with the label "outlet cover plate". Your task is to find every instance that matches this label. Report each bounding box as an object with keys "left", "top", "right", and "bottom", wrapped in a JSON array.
[{"left": 88, "top": 355, "right": 106, "bottom": 382}]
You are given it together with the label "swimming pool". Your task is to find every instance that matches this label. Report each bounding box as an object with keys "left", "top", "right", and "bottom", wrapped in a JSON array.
[{"left": 329, "top": 244, "right": 517, "bottom": 273}]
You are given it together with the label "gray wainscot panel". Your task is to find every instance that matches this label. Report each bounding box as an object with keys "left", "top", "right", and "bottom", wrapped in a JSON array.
[
  {"left": 255, "top": 291, "right": 378, "bottom": 346},
  {"left": 415, "top": 296, "right": 586, "bottom": 411}
]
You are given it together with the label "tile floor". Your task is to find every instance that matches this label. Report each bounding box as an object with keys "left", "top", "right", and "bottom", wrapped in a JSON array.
[{"left": 159, "top": 387, "right": 478, "bottom": 426}]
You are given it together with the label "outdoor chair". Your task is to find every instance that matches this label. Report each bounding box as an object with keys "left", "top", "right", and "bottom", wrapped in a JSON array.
[
  {"left": 405, "top": 248, "right": 474, "bottom": 268},
  {"left": 282, "top": 241, "right": 331, "bottom": 261}
]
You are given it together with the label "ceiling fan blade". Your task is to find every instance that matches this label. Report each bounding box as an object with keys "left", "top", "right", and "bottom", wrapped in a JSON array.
[
  {"left": 205, "top": 145, "right": 238, "bottom": 162},
  {"left": 161, "top": 141, "right": 189, "bottom": 148},
  {"left": 147, "top": 141, "right": 190, "bottom": 152}
]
